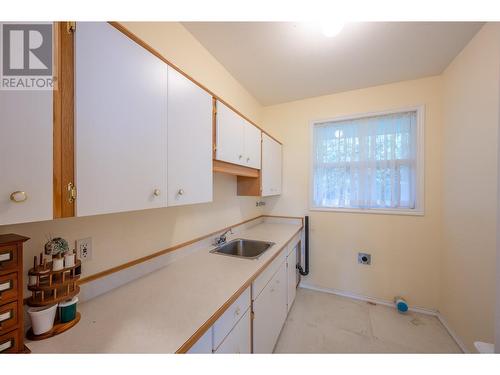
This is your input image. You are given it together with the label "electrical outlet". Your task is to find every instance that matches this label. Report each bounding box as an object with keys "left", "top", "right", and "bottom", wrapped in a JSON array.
[
  {"left": 358, "top": 252, "right": 371, "bottom": 265},
  {"left": 77, "top": 237, "right": 92, "bottom": 261}
]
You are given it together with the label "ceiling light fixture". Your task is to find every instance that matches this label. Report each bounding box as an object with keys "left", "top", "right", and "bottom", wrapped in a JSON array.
[{"left": 321, "top": 21, "right": 345, "bottom": 37}]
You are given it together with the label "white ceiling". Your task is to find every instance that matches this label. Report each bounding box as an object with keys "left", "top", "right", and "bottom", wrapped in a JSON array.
[{"left": 183, "top": 22, "right": 484, "bottom": 106}]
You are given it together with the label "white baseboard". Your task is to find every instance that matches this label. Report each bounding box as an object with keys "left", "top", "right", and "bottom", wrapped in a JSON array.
[
  {"left": 435, "top": 313, "right": 469, "bottom": 353},
  {"left": 299, "top": 282, "right": 467, "bottom": 353}
]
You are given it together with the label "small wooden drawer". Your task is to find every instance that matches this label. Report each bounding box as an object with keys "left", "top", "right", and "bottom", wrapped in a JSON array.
[
  {"left": 0, "top": 273, "right": 18, "bottom": 304},
  {"left": 0, "top": 329, "right": 19, "bottom": 353},
  {"left": 0, "top": 301, "right": 18, "bottom": 334},
  {"left": 0, "top": 245, "right": 18, "bottom": 273}
]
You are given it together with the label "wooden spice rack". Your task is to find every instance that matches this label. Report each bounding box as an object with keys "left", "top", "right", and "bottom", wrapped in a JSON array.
[{"left": 26, "top": 256, "right": 81, "bottom": 340}]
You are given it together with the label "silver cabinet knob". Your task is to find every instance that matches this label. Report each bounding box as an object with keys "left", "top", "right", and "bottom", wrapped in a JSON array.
[
  {"left": 178, "top": 189, "right": 184, "bottom": 196},
  {"left": 10, "top": 191, "right": 27, "bottom": 203},
  {"left": 238, "top": 155, "right": 243, "bottom": 159},
  {"left": 153, "top": 189, "right": 161, "bottom": 197},
  {"left": 247, "top": 157, "right": 250, "bottom": 162}
]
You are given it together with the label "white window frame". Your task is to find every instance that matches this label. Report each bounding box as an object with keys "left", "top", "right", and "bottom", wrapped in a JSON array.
[{"left": 309, "top": 105, "right": 425, "bottom": 216}]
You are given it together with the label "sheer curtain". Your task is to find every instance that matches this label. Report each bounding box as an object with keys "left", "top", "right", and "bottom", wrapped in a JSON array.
[{"left": 312, "top": 111, "right": 417, "bottom": 210}]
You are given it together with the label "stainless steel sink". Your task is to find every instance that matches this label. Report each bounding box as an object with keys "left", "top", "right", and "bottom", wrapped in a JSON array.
[{"left": 210, "top": 238, "right": 274, "bottom": 259}]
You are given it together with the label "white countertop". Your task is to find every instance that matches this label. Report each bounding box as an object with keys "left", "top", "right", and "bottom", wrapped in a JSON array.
[{"left": 26, "top": 221, "right": 302, "bottom": 353}]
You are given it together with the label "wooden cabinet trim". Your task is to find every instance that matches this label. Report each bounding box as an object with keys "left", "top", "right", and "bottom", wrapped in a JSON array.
[
  {"left": 53, "top": 22, "right": 75, "bottom": 218},
  {"left": 213, "top": 160, "right": 259, "bottom": 178}
]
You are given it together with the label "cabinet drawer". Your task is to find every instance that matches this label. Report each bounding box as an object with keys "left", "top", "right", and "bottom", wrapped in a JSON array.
[
  {"left": 0, "top": 301, "right": 18, "bottom": 334},
  {"left": 215, "top": 308, "right": 251, "bottom": 354},
  {"left": 252, "top": 250, "right": 286, "bottom": 301},
  {"left": 187, "top": 327, "right": 213, "bottom": 354},
  {"left": 0, "top": 329, "right": 19, "bottom": 354},
  {"left": 0, "top": 245, "right": 18, "bottom": 273},
  {"left": 0, "top": 273, "right": 18, "bottom": 304},
  {"left": 213, "top": 287, "right": 250, "bottom": 349}
]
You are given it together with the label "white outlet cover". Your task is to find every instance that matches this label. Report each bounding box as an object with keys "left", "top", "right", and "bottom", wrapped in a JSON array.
[{"left": 77, "top": 237, "right": 92, "bottom": 261}]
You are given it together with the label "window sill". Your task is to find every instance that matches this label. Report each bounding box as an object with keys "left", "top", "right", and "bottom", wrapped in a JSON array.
[{"left": 309, "top": 207, "right": 424, "bottom": 216}]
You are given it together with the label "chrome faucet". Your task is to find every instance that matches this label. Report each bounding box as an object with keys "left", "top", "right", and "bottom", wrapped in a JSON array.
[{"left": 214, "top": 228, "right": 233, "bottom": 246}]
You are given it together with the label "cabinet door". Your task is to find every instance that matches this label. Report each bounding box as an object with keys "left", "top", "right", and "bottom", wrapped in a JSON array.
[
  {"left": 216, "top": 102, "right": 244, "bottom": 165},
  {"left": 0, "top": 87, "right": 53, "bottom": 225},
  {"left": 187, "top": 327, "right": 213, "bottom": 354},
  {"left": 167, "top": 67, "right": 212, "bottom": 207},
  {"left": 243, "top": 120, "right": 261, "bottom": 169},
  {"left": 75, "top": 22, "right": 167, "bottom": 216},
  {"left": 287, "top": 246, "right": 297, "bottom": 312},
  {"left": 252, "top": 261, "right": 288, "bottom": 353},
  {"left": 261, "top": 134, "right": 282, "bottom": 196},
  {"left": 215, "top": 308, "right": 251, "bottom": 354}
]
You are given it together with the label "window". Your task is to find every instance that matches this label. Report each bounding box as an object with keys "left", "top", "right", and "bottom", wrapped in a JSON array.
[{"left": 311, "top": 107, "right": 423, "bottom": 214}]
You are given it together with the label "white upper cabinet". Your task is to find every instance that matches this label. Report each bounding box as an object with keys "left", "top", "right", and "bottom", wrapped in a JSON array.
[
  {"left": 167, "top": 67, "right": 213, "bottom": 207},
  {"left": 261, "top": 133, "right": 282, "bottom": 196},
  {"left": 243, "top": 120, "right": 261, "bottom": 169},
  {"left": 75, "top": 22, "right": 168, "bottom": 216},
  {"left": 216, "top": 101, "right": 261, "bottom": 169},
  {"left": 0, "top": 90, "right": 53, "bottom": 225},
  {"left": 216, "top": 101, "right": 244, "bottom": 165}
]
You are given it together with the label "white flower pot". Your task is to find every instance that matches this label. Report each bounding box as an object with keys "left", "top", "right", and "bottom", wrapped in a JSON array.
[
  {"left": 28, "top": 304, "right": 57, "bottom": 335},
  {"left": 64, "top": 253, "right": 75, "bottom": 268},
  {"left": 52, "top": 257, "right": 64, "bottom": 271}
]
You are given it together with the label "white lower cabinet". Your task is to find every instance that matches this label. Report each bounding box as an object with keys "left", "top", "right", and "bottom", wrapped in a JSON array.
[
  {"left": 187, "top": 327, "right": 213, "bottom": 353},
  {"left": 188, "top": 287, "right": 251, "bottom": 353},
  {"left": 252, "top": 261, "right": 288, "bottom": 353},
  {"left": 215, "top": 309, "right": 251, "bottom": 354},
  {"left": 286, "top": 245, "right": 298, "bottom": 312},
  {"left": 213, "top": 287, "right": 251, "bottom": 348}
]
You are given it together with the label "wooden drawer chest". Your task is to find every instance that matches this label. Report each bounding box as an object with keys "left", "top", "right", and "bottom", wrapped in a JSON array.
[{"left": 0, "top": 234, "right": 29, "bottom": 354}]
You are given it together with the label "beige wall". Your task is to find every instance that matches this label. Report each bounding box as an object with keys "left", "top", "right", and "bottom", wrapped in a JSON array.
[
  {"left": 262, "top": 76, "right": 444, "bottom": 310},
  {"left": 0, "top": 22, "right": 264, "bottom": 286},
  {"left": 441, "top": 23, "right": 500, "bottom": 352}
]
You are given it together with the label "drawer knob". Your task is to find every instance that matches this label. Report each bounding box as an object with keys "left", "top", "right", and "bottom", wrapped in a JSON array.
[
  {"left": 153, "top": 189, "right": 161, "bottom": 197},
  {"left": 235, "top": 307, "right": 241, "bottom": 316},
  {"left": 10, "top": 191, "right": 27, "bottom": 203},
  {"left": 178, "top": 189, "right": 184, "bottom": 196},
  {"left": 238, "top": 155, "right": 243, "bottom": 159}
]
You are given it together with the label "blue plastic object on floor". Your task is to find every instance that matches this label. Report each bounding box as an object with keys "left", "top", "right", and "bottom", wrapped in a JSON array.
[{"left": 394, "top": 297, "right": 408, "bottom": 313}]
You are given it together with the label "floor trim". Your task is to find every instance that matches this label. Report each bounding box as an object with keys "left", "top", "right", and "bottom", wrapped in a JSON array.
[
  {"left": 435, "top": 313, "right": 469, "bottom": 353},
  {"left": 299, "top": 282, "right": 467, "bottom": 353}
]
